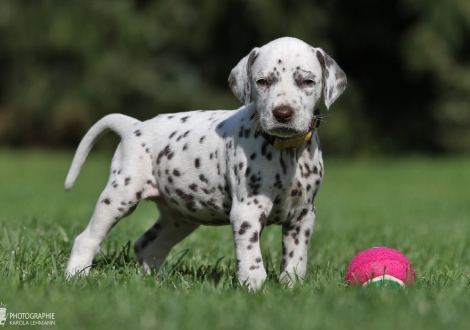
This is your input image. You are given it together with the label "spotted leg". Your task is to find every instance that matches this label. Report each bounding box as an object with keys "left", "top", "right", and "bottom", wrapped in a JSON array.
[
  {"left": 279, "top": 206, "right": 316, "bottom": 286},
  {"left": 66, "top": 145, "right": 158, "bottom": 277},
  {"left": 66, "top": 185, "right": 143, "bottom": 277},
  {"left": 231, "top": 201, "right": 270, "bottom": 291}
]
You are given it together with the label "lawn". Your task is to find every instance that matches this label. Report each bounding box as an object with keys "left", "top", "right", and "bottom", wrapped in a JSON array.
[{"left": 1, "top": 149, "right": 470, "bottom": 329}]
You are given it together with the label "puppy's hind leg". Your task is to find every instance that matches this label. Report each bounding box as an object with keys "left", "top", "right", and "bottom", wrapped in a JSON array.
[
  {"left": 66, "top": 145, "right": 158, "bottom": 277},
  {"left": 66, "top": 186, "right": 133, "bottom": 277},
  {"left": 134, "top": 215, "right": 199, "bottom": 274}
]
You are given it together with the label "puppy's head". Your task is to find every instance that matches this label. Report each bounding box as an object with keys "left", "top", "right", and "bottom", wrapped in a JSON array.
[{"left": 229, "top": 37, "right": 347, "bottom": 138}]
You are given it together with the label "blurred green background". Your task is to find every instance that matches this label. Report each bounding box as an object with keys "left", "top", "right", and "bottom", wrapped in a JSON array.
[{"left": 0, "top": 0, "right": 469, "bottom": 154}]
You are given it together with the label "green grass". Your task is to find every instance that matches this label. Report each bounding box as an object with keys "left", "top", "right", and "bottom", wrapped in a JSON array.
[{"left": 1, "top": 149, "right": 470, "bottom": 329}]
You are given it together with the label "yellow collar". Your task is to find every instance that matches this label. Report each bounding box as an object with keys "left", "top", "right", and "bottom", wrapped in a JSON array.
[
  {"left": 273, "top": 131, "right": 314, "bottom": 149},
  {"left": 255, "top": 108, "right": 321, "bottom": 149}
]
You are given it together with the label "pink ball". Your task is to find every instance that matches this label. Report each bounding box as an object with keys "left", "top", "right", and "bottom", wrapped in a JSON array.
[{"left": 345, "top": 247, "right": 415, "bottom": 287}]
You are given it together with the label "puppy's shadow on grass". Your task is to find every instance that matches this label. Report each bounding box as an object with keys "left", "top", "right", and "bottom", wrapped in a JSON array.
[
  {"left": 92, "top": 241, "right": 279, "bottom": 289},
  {"left": 160, "top": 250, "right": 233, "bottom": 287},
  {"left": 158, "top": 248, "right": 279, "bottom": 289},
  {"left": 92, "top": 241, "right": 233, "bottom": 286},
  {"left": 93, "top": 240, "right": 138, "bottom": 271}
]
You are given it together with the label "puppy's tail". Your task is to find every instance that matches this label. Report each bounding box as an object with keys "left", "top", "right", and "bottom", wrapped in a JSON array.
[{"left": 64, "top": 114, "right": 141, "bottom": 191}]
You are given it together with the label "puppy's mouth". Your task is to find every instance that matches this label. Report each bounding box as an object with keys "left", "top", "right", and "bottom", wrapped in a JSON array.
[{"left": 263, "top": 126, "right": 306, "bottom": 138}]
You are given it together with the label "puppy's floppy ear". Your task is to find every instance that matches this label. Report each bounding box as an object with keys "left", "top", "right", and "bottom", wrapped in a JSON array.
[
  {"left": 228, "top": 48, "right": 259, "bottom": 108},
  {"left": 314, "top": 48, "right": 347, "bottom": 109}
]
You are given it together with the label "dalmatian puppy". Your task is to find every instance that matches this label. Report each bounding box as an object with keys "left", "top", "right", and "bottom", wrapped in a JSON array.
[{"left": 64, "top": 37, "right": 346, "bottom": 290}]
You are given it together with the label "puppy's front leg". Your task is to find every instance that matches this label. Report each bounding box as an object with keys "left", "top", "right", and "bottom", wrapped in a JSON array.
[
  {"left": 231, "top": 203, "right": 269, "bottom": 291},
  {"left": 279, "top": 206, "right": 316, "bottom": 287}
]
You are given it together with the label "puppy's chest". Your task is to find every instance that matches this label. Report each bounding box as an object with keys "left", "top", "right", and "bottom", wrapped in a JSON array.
[
  {"left": 266, "top": 152, "right": 323, "bottom": 222},
  {"left": 226, "top": 134, "right": 323, "bottom": 221}
]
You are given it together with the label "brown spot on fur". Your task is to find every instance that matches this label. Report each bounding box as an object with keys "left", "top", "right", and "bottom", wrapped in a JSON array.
[
  {"left": 249, "top": 231, "right": 259, "bottom": 243},
  {"left": 297, "top": 209, "right": 308, "bottom": 222},
  {"left": 238, "top": 221, "right": 251, "bottom": 235}
]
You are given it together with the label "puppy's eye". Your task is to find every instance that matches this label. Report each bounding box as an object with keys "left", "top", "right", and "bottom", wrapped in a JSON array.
[
  {"left": 302, "top": 79, "right": 315, "bottom": 86},
  {"left": 256, "top": 79, "right": 269, "bottom": 86}
]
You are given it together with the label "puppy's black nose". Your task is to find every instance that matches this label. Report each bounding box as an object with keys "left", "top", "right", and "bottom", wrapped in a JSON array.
[{"left": 272, "top": 105, "right": 293, "bottom": 123}]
